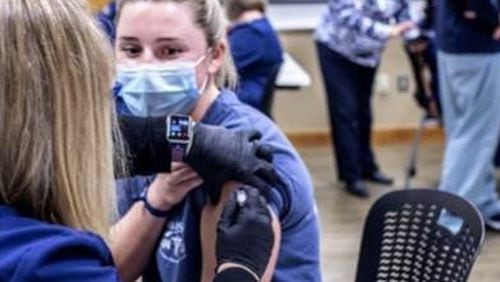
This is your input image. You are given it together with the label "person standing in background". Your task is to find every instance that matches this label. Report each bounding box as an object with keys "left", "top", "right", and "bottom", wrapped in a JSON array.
[
  {"left": 436, "top": 0, "right": 500, "bottom": 230},
  {"left": 315, "top": 0, "right": 416, "bottom": 198},
  {"left": 224, "top": 0, "right": 283, "bottom": 116}
]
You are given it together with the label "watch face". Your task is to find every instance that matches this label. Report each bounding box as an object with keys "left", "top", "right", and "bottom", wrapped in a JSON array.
[{"left": 168, "top": 115, "right": 191, "bottom": 142}]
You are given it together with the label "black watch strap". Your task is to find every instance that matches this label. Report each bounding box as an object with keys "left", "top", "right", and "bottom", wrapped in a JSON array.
[
  {"left": 171, "top": 144, "right": 187, "bottom": 162},
  {"left": 140, "top": 186, "right": 170, "bottom": 218}
]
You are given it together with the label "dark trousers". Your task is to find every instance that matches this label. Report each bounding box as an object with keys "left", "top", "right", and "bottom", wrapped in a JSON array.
[{"left": 316, "top": 41, "right": 379, "bottom": 184}]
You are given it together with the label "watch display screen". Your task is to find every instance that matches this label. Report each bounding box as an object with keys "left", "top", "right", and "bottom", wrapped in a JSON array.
[{"left": 168, "top": 115, "right": 191, "bottom": 141}]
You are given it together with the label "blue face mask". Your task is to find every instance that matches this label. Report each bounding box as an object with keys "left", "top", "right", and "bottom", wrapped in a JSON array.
[{"left": 115, "top": 56, "right": 207, "bottom": 117}]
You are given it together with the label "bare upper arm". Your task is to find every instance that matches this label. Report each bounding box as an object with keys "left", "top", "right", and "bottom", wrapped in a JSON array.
[{"left": 200, "top": 182, "right": 281, "bottom": 282}]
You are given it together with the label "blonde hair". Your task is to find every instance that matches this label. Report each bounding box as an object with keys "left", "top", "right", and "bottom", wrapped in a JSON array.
[
  {"left": 116, "top": 0, "right": 237, "bottom": 89},
  {"left": 224, "top": 0, "right": 267, "bottom": 21},
  {"left": 0, "top": 0, "right": 120, "bottom": 237}
]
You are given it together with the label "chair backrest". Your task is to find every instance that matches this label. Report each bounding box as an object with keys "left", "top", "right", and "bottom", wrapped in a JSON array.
[
  {"left": 355, "top": 189, "right": 485, "bottom": 282},
  {"left": 260, "top": 63, "right": 282, "bottom": 119}
]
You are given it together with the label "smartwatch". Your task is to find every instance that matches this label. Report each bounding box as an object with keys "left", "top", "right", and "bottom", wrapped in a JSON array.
[{"left": 166, "top": 114, "right": 194, "bottom": 162}]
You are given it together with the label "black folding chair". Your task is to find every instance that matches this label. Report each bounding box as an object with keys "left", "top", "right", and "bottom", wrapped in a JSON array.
[{"left": 355, "top": 189, "right": 485, "bottom": 282}]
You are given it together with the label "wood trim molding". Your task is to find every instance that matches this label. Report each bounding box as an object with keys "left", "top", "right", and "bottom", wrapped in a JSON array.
[
  {"left": 88, "top": 0, "right": 109, "bottom": 12},
  {"left": 286, "top": 124, "right": 444, "bottom": 148}
]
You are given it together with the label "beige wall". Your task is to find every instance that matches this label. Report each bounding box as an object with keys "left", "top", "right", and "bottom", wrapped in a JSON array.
[{"left": 273, "top": 31, "right": 422, "bottom": 134}]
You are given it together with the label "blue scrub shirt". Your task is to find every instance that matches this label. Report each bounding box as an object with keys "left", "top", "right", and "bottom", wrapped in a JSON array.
[
  {"left": 115, "top": 90, "right": 322, "bottom": 282},
  {"left": 229, "top": 18, "right": 283, "bottom": 110}
]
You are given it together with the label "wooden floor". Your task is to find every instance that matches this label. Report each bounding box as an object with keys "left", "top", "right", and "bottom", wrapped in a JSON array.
[{"left": 298, "top": 142, "right": 500, "bottom": 282}]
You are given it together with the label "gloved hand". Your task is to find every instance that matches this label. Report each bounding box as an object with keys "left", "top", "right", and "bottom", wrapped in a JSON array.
[
  {"left": 216, "top": 187, "right": 274, "bottom": 280},
  {"left": 185, "top": 123, "right": 277, "bottom": 205}
]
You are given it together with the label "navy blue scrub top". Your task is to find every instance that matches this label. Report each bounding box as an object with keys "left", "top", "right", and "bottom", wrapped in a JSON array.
[
  {"left": 229, "top": 18, "right": 283, "bottom": 110},
  {"left": 0, "top": 205, "right": 119, "bottom": 282}
]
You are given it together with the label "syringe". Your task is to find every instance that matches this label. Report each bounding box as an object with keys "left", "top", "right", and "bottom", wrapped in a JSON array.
[{"left": 236, "top": 189, "right": 247, "bottom": 207}]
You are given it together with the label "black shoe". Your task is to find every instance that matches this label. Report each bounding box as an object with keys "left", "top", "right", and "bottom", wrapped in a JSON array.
[
  {"left": 345, "top": 181, "right": 369, "bottom": 198},
  {"left": 480, "top": 201, "right": 500, "bottom": 231},
  {"left": 364, "top": 171, "right": 394, "bottom": 186},
  {"left": 485, "top": 216, "right": 500, "bottom": 231}
]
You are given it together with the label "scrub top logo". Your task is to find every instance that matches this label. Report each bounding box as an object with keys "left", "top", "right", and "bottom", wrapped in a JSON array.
[{"left": 159, "top": 220, "right": 186, "bottom": 263}]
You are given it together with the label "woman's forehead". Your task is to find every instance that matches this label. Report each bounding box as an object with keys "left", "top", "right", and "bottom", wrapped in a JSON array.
[{"left": 117, "top": 1, "right": 205, "bottom": 42}]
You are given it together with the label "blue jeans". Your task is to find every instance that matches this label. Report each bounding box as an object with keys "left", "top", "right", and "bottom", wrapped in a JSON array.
[{"left": 437, "top": 51, "right": 500, "bottom": 213}]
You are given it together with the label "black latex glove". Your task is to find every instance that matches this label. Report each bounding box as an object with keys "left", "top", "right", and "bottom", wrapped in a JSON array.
[
  {"left": 216, "top": 187, "right": 274, "bottom": 279},
  {"left": 185, "top": 123, "right": 277, "bottom": 205},
  {"left": 118, "top": 116, "right": 170, "bottom": 176}
]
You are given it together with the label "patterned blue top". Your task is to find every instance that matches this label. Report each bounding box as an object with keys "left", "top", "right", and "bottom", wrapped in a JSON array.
[{"left": 315, "top": 0, "right": 413, "bottom": 67}]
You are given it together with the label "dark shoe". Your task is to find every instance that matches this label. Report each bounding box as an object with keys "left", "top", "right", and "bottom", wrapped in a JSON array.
[
  {"left": 485, "top": 216, "right": 500, "bottom": 231},
  {"left": 364, "top": 171, "right": 394, "bottom": 186},
  {"left": 345, "top": 181, "right": 369, "bottom": 198},
  {"left": 480, "top": 201, "right": 500, "bottom": 231}
]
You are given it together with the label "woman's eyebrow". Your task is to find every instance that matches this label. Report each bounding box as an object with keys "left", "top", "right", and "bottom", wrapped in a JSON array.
[
  {"left": 155, "top": 37, "right": 184, "bottom": 43},
  {"left": 118, "top": 36, "right": 139, "bottom": 42}
]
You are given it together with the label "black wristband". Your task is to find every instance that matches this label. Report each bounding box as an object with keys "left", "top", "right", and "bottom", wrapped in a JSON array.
[
  {"left": 213, "top": 268, "right": 258, "bottom": 282},
  {"left": 140, "top": 186, "right": 170, "bottom": 218}
]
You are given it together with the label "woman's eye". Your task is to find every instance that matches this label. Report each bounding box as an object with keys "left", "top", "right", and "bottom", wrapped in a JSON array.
[
  {"left": 158, "top": 47, "right": 183, "bottom": 59},
  {"left": 121, "top": 45, "right": 142, "bottom": 57}
]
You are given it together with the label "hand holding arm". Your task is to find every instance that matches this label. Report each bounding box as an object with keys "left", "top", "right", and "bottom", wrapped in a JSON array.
[
  {"left": 118, "top": 116, "right": 277, "bottom": 206},
  {"left": 185, "top": 124, "right": 277, "bottom": 205}
]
